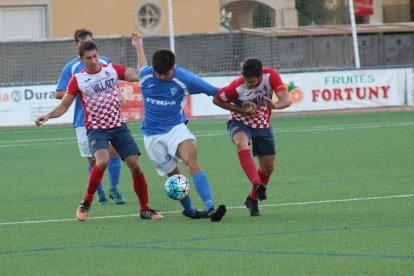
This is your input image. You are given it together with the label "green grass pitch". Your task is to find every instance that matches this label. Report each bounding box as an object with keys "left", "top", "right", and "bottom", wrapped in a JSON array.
[{"left": 1, "top": 110, "right": 413, "bottom": 275}]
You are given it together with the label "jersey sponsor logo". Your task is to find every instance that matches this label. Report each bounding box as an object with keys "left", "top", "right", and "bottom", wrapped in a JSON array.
[
  {"left": 89, "top": 78, "right": 116, "bottom": 93},
  {"left": 146, "top": 97, "right": 177, "bottom": 106}
]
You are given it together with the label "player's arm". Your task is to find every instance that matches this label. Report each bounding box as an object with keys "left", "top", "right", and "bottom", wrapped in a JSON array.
[
  {"left": 35, "top": 93, "right": 75, "bottom": 126},
  {"left": 112, "top": 63, "right": 138, "bottom": 82},
  {"left": 55, "top": 64, "right": 71, "bottom": 100},
  {"left": 264, "top": 69, "right": 291, "bottom": 110},
  {"left": 131, "top": 33, "right": 147, "bottom": 71},
  {"left": 124, "top": 68, "right": 139, "bottom": 82},
  {"left": 55, "top": 90, "right": 66, "bottom": 99},
  {"left": 264, "top": 90, "right": 291, "bottom": 110},
  {"left": 213, "top": 87, "right": 257, "bottom": 116}
]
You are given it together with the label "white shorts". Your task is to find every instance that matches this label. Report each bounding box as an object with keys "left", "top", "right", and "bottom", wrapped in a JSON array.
[
  {"left": 75, "top": 127, "right": 92, "bottom": 158},
  {"left": 144, "top": 123, "right": 196, "bottom": 176}
]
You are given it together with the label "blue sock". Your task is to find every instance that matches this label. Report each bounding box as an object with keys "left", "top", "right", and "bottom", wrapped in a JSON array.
[
  {"left": 108, "top": 156, "right": 121, "bottom": 189},
  {"left": 89, "top": 163, "right": 104, "bottom": 193},
  {"left": 192, "top": 171, "right": 214, "bottom": 211},
  {"left": 179, "top": 195, "right": 195, "bottom": 216}
]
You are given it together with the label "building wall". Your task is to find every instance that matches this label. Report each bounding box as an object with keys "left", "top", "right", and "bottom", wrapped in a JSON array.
[
  {"left": 51, "top": 0, "right": 221, "bottom": 37},
  {"left": 0, "top": 0, "right": 221, "bottom": 39}
]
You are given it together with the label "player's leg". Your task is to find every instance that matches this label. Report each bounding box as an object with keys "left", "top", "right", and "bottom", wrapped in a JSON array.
[
  {"left": 77, "top": 148, "right": 110, "bottom": 221},
  {"left": 251, "top": 127, "right": 276, "bottom": 200},
  {"left": 228, "top": 120, "right": 263, "bottom": 195},
  {"left": 244, "top": 129, "right": 276, "bottom": 217},
  {"left": 113, "top": 125, "right": 163, "bottom": 220},
  {"left": 257, "top": 155, "right": 275, "bottom": 185},
  {"left": 165, "top": 166, "right": 205, "bottom": 219},
  {"left": 75, "top": 127, "right": 109, "bottom": 205},
  {"left": 108, "top": 144, "right": 125, "bottom": 204},
  {"left": 176, "top": 139, "right": 226, "bottom": 222},
  {"left": 143, "top": 128, "right": 204, "bottom": 219}
]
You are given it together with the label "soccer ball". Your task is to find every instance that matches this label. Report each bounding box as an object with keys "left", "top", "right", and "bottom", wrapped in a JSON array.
[{"left": 164, "top": 174, "right": 190, "bottom": 200}]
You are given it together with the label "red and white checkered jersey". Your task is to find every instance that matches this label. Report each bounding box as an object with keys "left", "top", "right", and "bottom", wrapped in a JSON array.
[
  {"left": 215, "top": 68, "right": 285, "bottom": 128},
  {"left": 67, "top": 63, "right": 127, "bottom": 130}
]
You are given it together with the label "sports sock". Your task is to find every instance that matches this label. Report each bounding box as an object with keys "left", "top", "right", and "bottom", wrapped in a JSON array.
[
  {"left": 192, "top": 171, "right": 214, "bottom": 211},
  {"left": 89, "top": 163, "right": 104, "bottom": 193},
  {"left": 132, "top": 172, "right": 149, "bottom": 212},
  {"left": 85, "top": 165, "right": 105, "bottom": 203},
  {"left": 179, "top": 194, "right": 194, "bottom": 211},
  {"left": 237, "top": 149, "right": 261, "bottom": 185},
  {"left": 258, "top": 169, "right": 271, "bottom": 185},
  {"left": 108, "top": 156, "right": 122, "bottom": 189},
  {"left": 249, "top": 188, "right": 259, "bottom": 201}
]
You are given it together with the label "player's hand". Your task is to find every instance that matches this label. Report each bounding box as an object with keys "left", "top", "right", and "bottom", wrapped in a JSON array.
[
  {"left": 264, "top": 97, "right": 276, "bottom": 109},
  {"left": 130, "top": 33, "right": 143, "bottom": 49},
  {"left": 35, "top": 115, "right": 49, "bottom": 126},
  {"left": 242, "top": 101, "right": 257, "bottom": 115}
]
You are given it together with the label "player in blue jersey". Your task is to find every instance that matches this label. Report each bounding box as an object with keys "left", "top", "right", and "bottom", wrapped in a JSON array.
[
  {"left": 56, "top": 29, "right": 125, "bottom": 205},
  {"left": 131, "top": 33, "right": 226, "bottom": 222}
]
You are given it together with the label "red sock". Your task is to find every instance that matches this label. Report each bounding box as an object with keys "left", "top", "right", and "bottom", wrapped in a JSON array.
[
  {"left": 84, "top": 165, "right": 105, "bottom": 203},
  {"left": 258, "top": 169, "right": 271, "bottom": 185},
  {"left": 249, "top": 187, "right": 259, "bottom": 201},
  {"left": 132, "top": 173, "right": 149, "bottom": 212},
  {"left": 238, "top": 149, "right": 261, "bottom": 185}
]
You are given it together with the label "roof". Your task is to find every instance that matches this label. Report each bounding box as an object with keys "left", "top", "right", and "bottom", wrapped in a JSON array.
[{"left": 241, "top": 22, "right": 414, "bottom": 37}]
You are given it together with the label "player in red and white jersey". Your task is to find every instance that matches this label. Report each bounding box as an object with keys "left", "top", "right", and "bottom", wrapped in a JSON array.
[
  {"left": 67, "top": 62, "right": 125, "bottom": 130},
  {"left": 213, "top": 58, "right": 291, "bottom": 216},
  {"left": 35, "top": 40, "right": 163, "bottom": 221}
]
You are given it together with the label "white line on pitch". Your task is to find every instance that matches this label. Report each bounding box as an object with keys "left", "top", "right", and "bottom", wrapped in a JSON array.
[{"left": 0, "top": 194, "right": 412, "bottom": 226}]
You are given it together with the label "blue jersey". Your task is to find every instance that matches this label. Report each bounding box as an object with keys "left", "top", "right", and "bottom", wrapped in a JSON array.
[
  {"left": 139, "top": 66, "right": 218, "bottom": 135},
  {"left": 56, "top": 56, "right": 110, "bottom": 128}
]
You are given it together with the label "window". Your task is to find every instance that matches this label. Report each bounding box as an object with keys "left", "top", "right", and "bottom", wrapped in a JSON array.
[
  {"left": 0, "top": 6, "right": 46, "bottom": 41},
  {"left": 135, "top": 3, "right": 164, "bottom": 35}
]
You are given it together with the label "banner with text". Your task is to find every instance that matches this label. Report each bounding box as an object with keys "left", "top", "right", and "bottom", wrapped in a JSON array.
[
  {"left": 191, "top": 68, "right": 410, "bottom": 115},
  {"left": 0, "top": 85, "right": 74, "bottom": 127}
]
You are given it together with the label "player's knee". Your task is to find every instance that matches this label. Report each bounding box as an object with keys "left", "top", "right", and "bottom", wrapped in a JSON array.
[
  {"left": 87, "top": 157, "right": 96, "bottom": 166},
  {"left": 129, "top": 162, "right": 143, "bottom": 176},
  {"left": 96, "top": 159, "right": 109, "bottom": 170},
  {"left": 185, "top": 160, "right": 200, "bottom": 175},
  {"left": 261, "top": 163, "right": 274, "bottom": 174}
]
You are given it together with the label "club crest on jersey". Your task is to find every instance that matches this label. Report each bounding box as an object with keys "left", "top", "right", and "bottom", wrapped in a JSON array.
[
  {"left": 170, "top": 87, "right": 178, "bottom": 96},
  {"left": 105, "top": 71, "right": 110, "bottom": 77}
]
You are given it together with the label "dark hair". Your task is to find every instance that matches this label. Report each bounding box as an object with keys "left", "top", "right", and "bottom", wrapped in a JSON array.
[
  {"left": 78, "top": 41, "right": 98, "bottom": 57},
  {"left": 74, "top": 28, "right": 93, "bottom": 43},
  {"left": 242, "top": 58, "right": 263, "bottom": 78},
  {"left": 152, "top": 49, "right": 175, "bottom": 75}
]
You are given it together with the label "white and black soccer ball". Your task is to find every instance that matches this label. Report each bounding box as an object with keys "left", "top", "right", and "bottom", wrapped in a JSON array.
[{"left": 164, "top": 174, "right": 190, "bottom": 200}]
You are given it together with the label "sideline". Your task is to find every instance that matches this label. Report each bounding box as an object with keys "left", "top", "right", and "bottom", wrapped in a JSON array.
[{"left": 1, "top": 194, "right": 413, "bottom": 226}]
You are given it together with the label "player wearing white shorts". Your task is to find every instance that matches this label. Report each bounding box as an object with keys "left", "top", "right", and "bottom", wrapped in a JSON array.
[{"left": 131, "top": 33, "right": 226, "bottom": 222}]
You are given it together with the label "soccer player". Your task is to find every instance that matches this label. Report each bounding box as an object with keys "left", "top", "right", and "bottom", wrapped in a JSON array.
[
  {"left": 36, "top": 41, "right": 163, "bottom": 221},
  {"left": 56, "top": 29, "right": 125, "bottom": 205},
  {"left": 213, "top": 58, "right": 291, "bottom": 216},
  {"left": 131, "top": 33, "right": 226, "bottom": 222}
]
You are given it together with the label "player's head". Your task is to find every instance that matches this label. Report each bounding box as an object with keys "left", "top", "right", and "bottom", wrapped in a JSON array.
[
  {"left": 79, "top": 41, "right": 100, "bottom": 72},
  {"left": 74, "top": 28, "right": 93, "bottom": 48},
  {"left": 152, "top": 49, "right": 175, "bottom": 80},
  {"left": 242, "top": 58, "right": 263, "bottom": 89}
]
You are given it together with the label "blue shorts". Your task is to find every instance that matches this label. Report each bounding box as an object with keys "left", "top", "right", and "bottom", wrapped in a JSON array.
[
  {"left": 227, "top": 120, "right": 276, "bottom": 156},
  {"left": 87, "top": 124, "right": 140, "bottom": 160}
]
